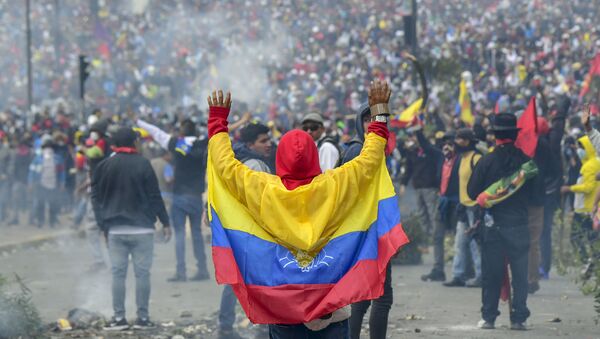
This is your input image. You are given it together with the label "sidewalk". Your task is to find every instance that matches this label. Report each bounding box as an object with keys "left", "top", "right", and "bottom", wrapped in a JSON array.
[{"left": 0, "top": 217, "right": 84, "bottom": 252}]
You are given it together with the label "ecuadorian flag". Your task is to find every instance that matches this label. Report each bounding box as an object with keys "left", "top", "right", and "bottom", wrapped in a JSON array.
[{"left": 207, "top": 131, "right": 409, "bottom": 324}]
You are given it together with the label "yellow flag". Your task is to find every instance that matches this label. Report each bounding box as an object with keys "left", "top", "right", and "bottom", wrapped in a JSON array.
[
  {"left": 396, "top": 98, "right": 423, "bottom": 123},
  {"left": 459, "top": 80, "right": 474, "bottom": 125}
]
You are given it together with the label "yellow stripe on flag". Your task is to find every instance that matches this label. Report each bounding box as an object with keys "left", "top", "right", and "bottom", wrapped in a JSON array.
[
  {"left": 207, "top": 132, "right": 395, "bottom": 258},
  {"left": 396, "top": 98, "right": 423, "bottom": 122}
]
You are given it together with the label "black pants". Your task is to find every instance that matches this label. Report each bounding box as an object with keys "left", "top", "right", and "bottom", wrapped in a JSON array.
[
  {"left": 349, "top": 264, "right": 392, "bottom": 339},
  {"left": 481, "top": 225, "right": 530, "bottom": 323}
]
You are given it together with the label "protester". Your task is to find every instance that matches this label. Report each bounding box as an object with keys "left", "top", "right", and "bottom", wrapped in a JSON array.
[
  {"left": 401, "top": 129, "right": 442, "bottom": 239},
  {"left": 206, "top": 81, "right": 407, "bottom": 338},
  {"left": 91, "top": 127, "right": 171, "bottom": 330},
  {"left": 28, "top": 134, "right": 65, "bottom": 228},
  {"left": 343, "top": 104, "right": 393, "bottom": 339},
  {"left": 565, "top": 110, "right": 600, "bottom": 278},
  {"left": 467, "top": 113, "right": 540, "bottom": 330},
  {"left": 443, "top": 128, "right": 483, "bottom": 288},
  {"left": 217, "top": 122, "right": 273, "bottom": 339},
  {"left": 136, "top": 118, "right": 209, "bottom": 282}
]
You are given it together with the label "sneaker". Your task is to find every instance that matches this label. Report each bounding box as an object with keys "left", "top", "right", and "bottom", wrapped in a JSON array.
[
  {"left": 477, "top": 319, "right": 495, "bottom": 329},
  {"left": 528, "top": 281, "right": 540, "bottom": 294},
  {"left": 167, "top": 274, "right": 187, "bottom": 282},
  {"left": 510, "top": 322, "right": 527, "bottom": 331},
  {"left": 421, "top": 270, "right": 445, "bottom": 282},
  {"left": 132, "top": 318, "right": 156, "bottom": 330},
  {"left": 466, "top": 277, "right": 482, "bottom": 288},
  {"left": 217, "top": 328, "right": 245, "bottom": 339},
  {"left": 104, "top": 317, "right": 129, "bottom": 331},
  {"left": 443, "top": 278, "right": 466, "bottom": 287},
  {"left": 190, "top": 271, "right": 210, "bottom": 281}
]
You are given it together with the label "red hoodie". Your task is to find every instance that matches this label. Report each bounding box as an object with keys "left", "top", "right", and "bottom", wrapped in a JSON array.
[{"left": 208, "top": 106, "right": 388, "bottom": 190}]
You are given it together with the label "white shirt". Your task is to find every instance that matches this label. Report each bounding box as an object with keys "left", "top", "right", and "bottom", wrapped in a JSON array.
[{"left": 316, "top": 135, "right": 340, "bottom": 172}]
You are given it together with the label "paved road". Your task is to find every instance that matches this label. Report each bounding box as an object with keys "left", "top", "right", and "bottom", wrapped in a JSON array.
[{"left": 1, "top": 228, "right": 597, "bottom": 338}]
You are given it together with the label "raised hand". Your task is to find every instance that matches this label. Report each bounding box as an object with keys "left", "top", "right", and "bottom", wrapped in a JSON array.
[
  {"left": 582, "top": 105, "right": 591, "bottom": 132},
  {"left": 368, "top": 79, "right": 392, "bottom": 107},
  {"left": 368, "top": 79, "right": 392, "bottom": 116},
  {"left": 207, "top": 90, "right": 232, "bottom": 109}
]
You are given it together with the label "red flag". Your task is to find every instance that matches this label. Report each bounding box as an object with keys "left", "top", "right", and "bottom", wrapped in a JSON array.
[
  {"left": 515, "top": 96, "right": 538, "bottom": 158},
  {"left": 579, "top": 53, "right": 600, "bottom": 99}
]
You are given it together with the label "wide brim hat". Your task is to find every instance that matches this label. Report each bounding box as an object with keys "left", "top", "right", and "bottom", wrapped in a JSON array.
[{"left": 491, "top": 113, "right": 520, "bottom": 132}]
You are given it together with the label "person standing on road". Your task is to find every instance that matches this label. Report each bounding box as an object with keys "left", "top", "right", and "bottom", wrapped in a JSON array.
[
  {"left": 344, "top": 103, "right": 394, "bottom": 339},
  {"left": 28, "top": 134, "right": 65, "bottom": 228},
  {"left": 217, "top": 122, "right": 273, "bottom": 339},
  {"left": 442, "top": 128, "right": 483, "bottom": 288},
  {"left": 91, "top": 127, "right": 171, "bottom": 330},
  {"left": 136, "top": 117, "right": 210, "bottom": 282},
  {"left": 467, "top": 113, "right": 539, "bottom": 331}
]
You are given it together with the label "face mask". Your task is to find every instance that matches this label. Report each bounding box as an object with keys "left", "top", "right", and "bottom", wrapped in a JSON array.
[
  {"left": 577, "top": 148, "right": 586, "bottom": 160},
  {"left": 90, "top": 132, "right": 100, "bottom": 141}
]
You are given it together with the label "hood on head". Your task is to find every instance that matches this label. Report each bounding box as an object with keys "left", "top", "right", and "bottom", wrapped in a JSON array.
[
  {"left": 354, "top": 102, "right": 370, "bottom": 142},
  {"left": 276, "top": 130, "right": 321, "bottom": 190},
  {"left": 578, "top": 135, "right": 596, "bottom": 163}
]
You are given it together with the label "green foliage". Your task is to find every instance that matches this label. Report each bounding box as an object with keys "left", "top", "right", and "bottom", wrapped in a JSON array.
[
  {"left": 0, "top": 274, "right": 43, "bottom": 338},
  {"left": 392, "top": 212, "right": 425, "bottom": 265},
  {"left": 552, "top": 210, "right": 600, "bottom": 322}
]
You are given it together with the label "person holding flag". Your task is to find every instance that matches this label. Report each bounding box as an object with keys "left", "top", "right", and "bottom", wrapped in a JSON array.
[
  {"left": 205, "top": 79, "right": 408, "bottom": 338},
  {"left": 467, "top": 113, "right": 540, "bottom": 331}
]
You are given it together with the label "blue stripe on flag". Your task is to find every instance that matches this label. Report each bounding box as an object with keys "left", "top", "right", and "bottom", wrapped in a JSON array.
[{"left": 210, "top": 195, "right": 400, "bottom": 286}]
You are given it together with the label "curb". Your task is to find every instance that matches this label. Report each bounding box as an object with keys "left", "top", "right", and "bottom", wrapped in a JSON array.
[{"left": 0, "top": 229, "right": 86, "bottom": 254}]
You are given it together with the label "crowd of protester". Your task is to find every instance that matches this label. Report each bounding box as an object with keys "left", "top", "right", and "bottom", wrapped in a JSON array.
[{"left": 1, "top": 0, "right": 600, "bottom": 337}]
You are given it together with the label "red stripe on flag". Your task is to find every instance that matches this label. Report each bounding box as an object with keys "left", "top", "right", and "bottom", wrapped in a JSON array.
[{"left": 212, "top": 223, "right": 409, "bottom": 324}]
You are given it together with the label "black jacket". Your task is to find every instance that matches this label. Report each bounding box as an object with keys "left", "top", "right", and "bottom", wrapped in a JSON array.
[
  {"left": 91, "top": 152, "right": 170, "bottom": 232},
  {"left": 168, "top": 136, "right": 208, "bottom": 198},
  {"left": 401, "top": 130, "right": 443, "bottom": 189},
  {"left": 467, "top": 142, "right": 539, "bottom": 227}
]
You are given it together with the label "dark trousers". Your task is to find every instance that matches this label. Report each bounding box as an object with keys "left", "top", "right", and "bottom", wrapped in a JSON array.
[
  {"left": 269, "top": 320, "right": 349, "bottom": 339},
  {"left": 481, "top": 225, "right": 530, "bottom": 324},
  {"left": 171, "top": 194, "right": 207, "bottom": 276},
  {"left": 349, "top": 264, "right": 392, "bottom": 339},
  {"left": 540, "top": 193, "right": 559, "bottom": 274},
  {"left": 219, "top": 285, "right": 236, "bottom": 329}
]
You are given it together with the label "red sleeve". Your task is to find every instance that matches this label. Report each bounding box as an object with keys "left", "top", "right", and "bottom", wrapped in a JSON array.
[
  {"left": 96, "top": 138, "right": 107, "bottom": 153},
  {"left": 367, "top": 121, "right": 389, "bottom": 140},
  {"left": 208, "top": 106, "right": 230, "bottom": 138}
]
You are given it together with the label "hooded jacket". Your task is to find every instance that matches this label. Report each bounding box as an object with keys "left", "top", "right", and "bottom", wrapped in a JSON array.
[
  {"left": 340, "top": 103, "right": 370, "bottom": 164},
  {"left": 570, "top": 136, "right": 600, "bottom": 213},
  {"left": 206, "top": 105, "right": 406, "bottom": 325},
  {"left": 233, "top": 143, "right": 272, "bottom": 173}
]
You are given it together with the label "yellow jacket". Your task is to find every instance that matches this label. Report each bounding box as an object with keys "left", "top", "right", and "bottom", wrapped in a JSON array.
[{"left": 570, "top": 136, "right": 600, "bottom": 213}]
